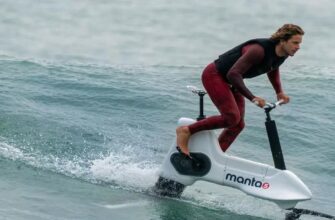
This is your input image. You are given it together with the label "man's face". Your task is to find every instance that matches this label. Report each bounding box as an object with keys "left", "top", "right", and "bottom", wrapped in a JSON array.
[{"left": 282, "top": 34, "right": 303, "bottom": 56}]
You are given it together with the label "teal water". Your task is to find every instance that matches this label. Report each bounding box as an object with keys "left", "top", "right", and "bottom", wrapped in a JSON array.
[{"left": 1, "top": 0, "right": 335, "bottom": 219}]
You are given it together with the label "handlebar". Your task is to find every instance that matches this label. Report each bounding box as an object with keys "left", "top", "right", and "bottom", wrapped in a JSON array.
[
  {"left": 264, "top": 100, "right": 285, "bottom": 110},
  {"left": 263, "top": 100, "right": 285, "bottom": 117}
]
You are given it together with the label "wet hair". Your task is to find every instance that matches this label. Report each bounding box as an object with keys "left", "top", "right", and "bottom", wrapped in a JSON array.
[{"left": 270, "top": 24, "right": 304, "bottom": 41}]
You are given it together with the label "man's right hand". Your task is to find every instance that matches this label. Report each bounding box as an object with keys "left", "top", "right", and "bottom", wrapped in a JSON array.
[{"left": 252, "top": 97, "right": 266, "bottom": 108}]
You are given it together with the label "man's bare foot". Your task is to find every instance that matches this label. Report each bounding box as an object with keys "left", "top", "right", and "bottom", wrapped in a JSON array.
[{"left": 176, "top": 126, "right": 191, "bottom": 156}]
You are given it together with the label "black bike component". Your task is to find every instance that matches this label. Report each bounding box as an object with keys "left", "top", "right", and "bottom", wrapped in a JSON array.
[
  {"left": 285, "top": 208, "right": 335, "bottom": 220},
  {"left": 153, "top": 176, "right": 185, "bottom": 197},
  {"left": 170, "top": 152, "right": 211, "bottom": 176},
  {"left": 197, "top": 91, "right": 207, "bottom": 121},
  {"left": 264, "top": 104, "right": 286, "bottom": 170}
]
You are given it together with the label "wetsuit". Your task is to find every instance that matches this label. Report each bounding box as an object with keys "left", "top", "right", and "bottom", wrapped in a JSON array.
[{"left": 188, "top": 38, "right": 287, "bottom": 152}]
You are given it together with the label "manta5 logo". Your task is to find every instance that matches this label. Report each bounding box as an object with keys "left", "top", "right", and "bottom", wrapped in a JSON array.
[{"left": 225, "top": 173, "right": 270, "bottom": 189}]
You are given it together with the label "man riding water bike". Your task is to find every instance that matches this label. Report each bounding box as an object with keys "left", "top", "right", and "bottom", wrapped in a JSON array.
[{"left": 176, "top": 24, "right": 304, "bottom": 156}]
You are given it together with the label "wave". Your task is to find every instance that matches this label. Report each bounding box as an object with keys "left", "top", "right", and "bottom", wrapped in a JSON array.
[
  {"left": 0, "top": 139, "right": 287, "bottom": 219},
  {"left": 0, "top": 140, "right": 158, "bottom": 190}
]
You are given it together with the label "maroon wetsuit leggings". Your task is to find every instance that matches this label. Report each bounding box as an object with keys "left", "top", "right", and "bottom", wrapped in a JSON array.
[{"left": 188, "top": 63, "right": 245, "bottom": 152}]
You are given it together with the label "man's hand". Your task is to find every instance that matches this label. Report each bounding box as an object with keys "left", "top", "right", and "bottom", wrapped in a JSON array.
[
  {"left": 277, "top": 92, "right": 290, "bottom": 104},
  {"left": 252, "top": 96, "right": 266, "bottom": 108}
]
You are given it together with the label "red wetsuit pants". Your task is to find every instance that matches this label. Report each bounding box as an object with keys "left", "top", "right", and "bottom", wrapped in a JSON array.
[{"left": 188, "top": 63, "right": 245, "bottom": 152}]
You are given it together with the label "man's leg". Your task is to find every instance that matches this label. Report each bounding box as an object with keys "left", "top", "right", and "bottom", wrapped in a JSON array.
[
  {"left": 218, "top": 90, "right": 245, "bottom": 152},
  {"left": 176, "top": 63, "right": 240, "bottom": 155}
]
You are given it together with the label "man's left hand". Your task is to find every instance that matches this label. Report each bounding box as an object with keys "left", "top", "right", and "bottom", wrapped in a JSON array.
[{"left": 277, "top": 92, "right": 290, "bottom": 104}]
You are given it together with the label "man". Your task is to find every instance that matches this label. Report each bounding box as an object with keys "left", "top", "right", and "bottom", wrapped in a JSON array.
[{"left": 176, "top": 24, "right": 304, "bottom": 157}]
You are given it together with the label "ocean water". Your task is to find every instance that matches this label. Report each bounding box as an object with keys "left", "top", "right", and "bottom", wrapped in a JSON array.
[{"left": 0, "top": 0, "right": 334, "bottom": 219}]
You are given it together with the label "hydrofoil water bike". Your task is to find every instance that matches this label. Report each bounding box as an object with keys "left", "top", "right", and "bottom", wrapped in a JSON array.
[{"left": 153, "top": 86, "right": 334, "bottom": 220}]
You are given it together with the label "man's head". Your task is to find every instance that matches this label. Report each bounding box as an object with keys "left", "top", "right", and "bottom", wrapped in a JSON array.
[{"left": 271, "top": 24, "right": 304, "bottom": 57}]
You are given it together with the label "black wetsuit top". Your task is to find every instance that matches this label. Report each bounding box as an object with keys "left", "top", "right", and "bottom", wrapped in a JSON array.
[{"left": 213, "top": 38, "right": 287, "bottom": 100}]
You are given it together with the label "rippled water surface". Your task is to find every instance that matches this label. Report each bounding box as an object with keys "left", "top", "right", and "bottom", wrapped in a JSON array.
[{"left": 1, "top": 0, "right": 334, "bottom": 219}]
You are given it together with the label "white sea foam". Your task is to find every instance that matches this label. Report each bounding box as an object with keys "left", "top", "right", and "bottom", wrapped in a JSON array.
[
  {"left": 90, "top": 150, "right": 159, "bottom": 189},
  {"left": 0, "top": 140, "right": 159, "bottom": 190},
  {"left": 0, "top": 142, "right": 25, "bottom": 160},
  {"left": 97, "top": 201, "right": 150, "bottom": 210}
]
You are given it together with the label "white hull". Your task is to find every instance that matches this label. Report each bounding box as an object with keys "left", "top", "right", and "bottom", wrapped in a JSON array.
[{"left": 158, "top": 117, "right": 312, "bottom": 209}]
